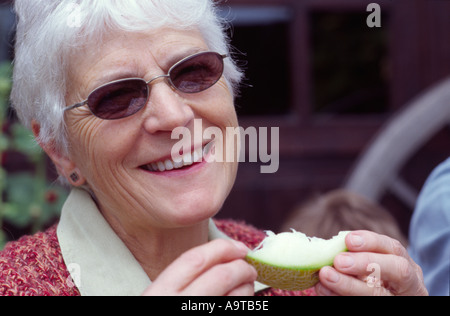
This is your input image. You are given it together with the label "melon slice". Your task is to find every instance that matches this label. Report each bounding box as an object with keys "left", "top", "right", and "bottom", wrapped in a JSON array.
[{"left": 246, "top": 230, "right": 350, "bottom": 291}]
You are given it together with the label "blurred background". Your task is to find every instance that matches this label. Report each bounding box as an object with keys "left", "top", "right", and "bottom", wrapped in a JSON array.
[
  {"left": 0, "top": 0, "right": 68, "bottom": 249},
  {"left": 1, "top": 0, "right": 450, "bottom": 249}
]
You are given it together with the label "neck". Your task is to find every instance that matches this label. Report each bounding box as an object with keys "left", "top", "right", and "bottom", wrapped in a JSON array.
[{"left": 106, "top": 217, "right": 210, "bottom": 281}]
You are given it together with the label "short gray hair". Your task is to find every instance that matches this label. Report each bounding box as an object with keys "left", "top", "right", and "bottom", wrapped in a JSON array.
[{"left": 11, "top": 0, "right": 242, "bottom": 152}]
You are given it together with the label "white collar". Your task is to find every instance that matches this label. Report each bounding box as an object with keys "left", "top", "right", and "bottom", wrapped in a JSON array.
[{"left": 57, "top": 188, "right": 268, "bottom": 296}]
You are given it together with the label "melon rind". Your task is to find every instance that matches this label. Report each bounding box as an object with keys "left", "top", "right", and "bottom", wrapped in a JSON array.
[
  {"left": 246, "top": 231, "right": 350, "bottom": 291},
  {"left": 246, "top": 257, "right": 322, "bottom": 291}
]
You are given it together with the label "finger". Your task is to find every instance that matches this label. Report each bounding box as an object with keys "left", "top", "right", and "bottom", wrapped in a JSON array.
[
  {"left": 334, "top": 252, "right": 406, "bottom": 279},
  {"left": 154, "top": 239, "right": 249, "bottom": 292},
  {"left": 226, "top": 283, "right": 256, "bottom": 297},
  {"left": 318, "top": 266, "right": 393, "bottom": 296},
  {"left": 344, "top": 231, "right": 428, "bottom": 295},
  {"left": 314, "top": 282, "right": 338, "bottom": 296},
  {"left": 185, "top": 259, "right": 257, "bottom": 296},
  {"left": 333, "top": 252, "right": 427, "bottom": 296},
  {"left": 346, "top": 231, "right": 409, "bottom": 259}
]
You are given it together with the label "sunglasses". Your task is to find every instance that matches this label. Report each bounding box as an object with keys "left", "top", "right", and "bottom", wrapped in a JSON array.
[{"left": 64, "top": 51, "right": 228, "bottom": 120}]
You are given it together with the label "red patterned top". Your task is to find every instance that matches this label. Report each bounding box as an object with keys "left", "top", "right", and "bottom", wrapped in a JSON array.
[{"left": 0, "top": 219, "right": 315, "bottom": 296}]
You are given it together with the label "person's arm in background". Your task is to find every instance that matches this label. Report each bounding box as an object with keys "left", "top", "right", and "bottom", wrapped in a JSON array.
[{"left": 409, "top": 158, "right": 450, "bottom": 296}]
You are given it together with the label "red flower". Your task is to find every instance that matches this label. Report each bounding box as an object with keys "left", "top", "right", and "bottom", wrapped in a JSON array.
[{"left": 45, "top": 190, "right": 58, "bottom": 204}]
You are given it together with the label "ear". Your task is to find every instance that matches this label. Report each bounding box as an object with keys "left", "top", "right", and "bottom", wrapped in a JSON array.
[{"left": 31, "top": 120, "right": 86, "bottom": 186}]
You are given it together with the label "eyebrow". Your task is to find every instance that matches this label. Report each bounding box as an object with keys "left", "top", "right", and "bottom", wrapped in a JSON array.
[
  {"left": 90, "top": 70, "right": 139, "bottom": 90},
  {"left": 90, "top": 47, "right": 206, "bottom": 91},
  {"left": 163, "top": 47, "right": 205, "bottom": 70}
]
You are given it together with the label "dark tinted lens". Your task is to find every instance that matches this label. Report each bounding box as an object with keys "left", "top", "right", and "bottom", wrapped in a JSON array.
[
  {"left": 169, "top": 52, "right": 224, "bottom": 93},
  {"left": 88, "top": 79, "right": 148, "bottom": 120}
]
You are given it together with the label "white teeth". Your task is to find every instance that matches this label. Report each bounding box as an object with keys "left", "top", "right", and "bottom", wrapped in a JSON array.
[
  {"left": 203, "top": 141, "right": 214, "bottom": 157},
  {"left": 164, "top": 160, "right": 174, "bottom": 171},
  {"left": 182, "top": 152, "right": 193, "bottom": 166},
  {"left": 144, "top": 142, "right": 212, "bottom": 172},
  {"left": 192, "top": 147, "right": 201, "bottom": 163},
  {"left": 157, "top": 161, "right": 165, "bottom": 172},
  {"left": 173, "top": 159, "right": 184, "bottom": 169}
]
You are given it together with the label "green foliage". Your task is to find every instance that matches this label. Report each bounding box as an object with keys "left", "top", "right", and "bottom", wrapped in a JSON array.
[{"left": 0, "top": 61, "right": 68, "bottom": 250}]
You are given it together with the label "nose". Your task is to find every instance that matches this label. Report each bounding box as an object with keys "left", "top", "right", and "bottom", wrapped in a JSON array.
[{"left": 141, "top": 80, "right": 195, "bottom": 134}]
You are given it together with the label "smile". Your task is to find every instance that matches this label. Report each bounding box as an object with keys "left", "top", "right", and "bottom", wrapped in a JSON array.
[{"left": 140, "top": 141, "right": 214, "bottom": 173}]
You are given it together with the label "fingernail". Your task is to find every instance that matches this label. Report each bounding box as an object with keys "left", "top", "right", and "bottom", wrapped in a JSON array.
[
  {"left": 336, "top": 254, "right": 354, "bottom": 268},
  {"left": 324, "top": 267, "right": 340, "bottom": 283},
  {"left": 233, "top": 241, "right": 249, "bottom": 253},
  {"left": 350, "top": 234, "right": 364, "bottom": 247},
  {"left": 315, "top": 282, "right": 334, "bottom": 296}
]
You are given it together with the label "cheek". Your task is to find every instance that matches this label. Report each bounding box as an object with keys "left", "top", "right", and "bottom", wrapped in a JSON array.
[
  {"left": 192, "top": 80, "right": 238, "bottom": 127},
  {"left": 67, "top": 120, "right": 99, "bottom": 170},
  {"left": 67, "top": 117, "right": 134, "bottom": 182},
  {"left": 215, "top": 82, "right": 238, "bottom": 125}
]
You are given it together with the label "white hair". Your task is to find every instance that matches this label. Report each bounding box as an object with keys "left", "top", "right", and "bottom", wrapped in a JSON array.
[{"left": 11, "top": 0, "right": 243, "bottom": 152}]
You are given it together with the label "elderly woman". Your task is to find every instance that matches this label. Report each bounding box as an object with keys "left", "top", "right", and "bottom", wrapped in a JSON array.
[{"left": 0, "top": 0, "right": 427, "bottom": 296}]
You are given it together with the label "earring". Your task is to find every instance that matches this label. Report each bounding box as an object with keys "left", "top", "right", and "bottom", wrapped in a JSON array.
[{"left": 70, "top": 172, "right": 80, "bottom": 183}]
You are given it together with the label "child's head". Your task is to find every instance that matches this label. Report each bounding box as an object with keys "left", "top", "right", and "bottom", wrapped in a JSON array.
[{"left": 281, "top": 189, "right": 408, "bottom": 246}]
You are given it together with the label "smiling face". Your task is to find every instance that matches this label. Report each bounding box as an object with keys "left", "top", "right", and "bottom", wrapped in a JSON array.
[{"left": 61, "top": 28, "right": 239, "bottom": 232}]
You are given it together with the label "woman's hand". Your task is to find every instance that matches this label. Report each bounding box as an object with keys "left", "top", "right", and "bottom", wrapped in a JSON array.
[
  {"left": 315, "top": 231, "right": 428, "bottom": 296},
  {"left": 142, "top": 239, "right": 257, "bottom": 296}
]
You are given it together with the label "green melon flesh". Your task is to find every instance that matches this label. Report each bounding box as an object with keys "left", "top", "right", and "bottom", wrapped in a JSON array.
[{"left": 246, "top": 230, "right": 350, "bottom": 291}]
